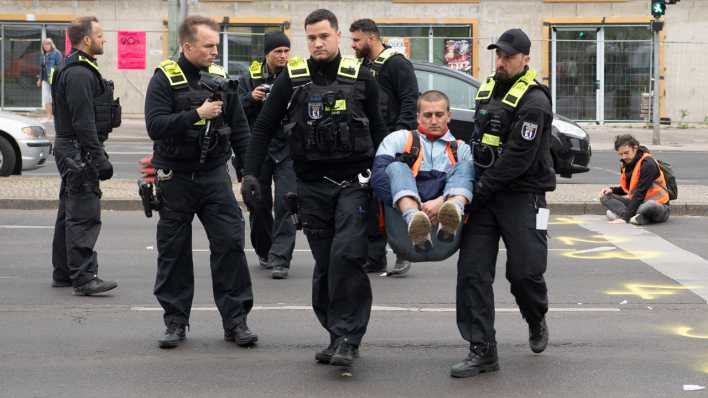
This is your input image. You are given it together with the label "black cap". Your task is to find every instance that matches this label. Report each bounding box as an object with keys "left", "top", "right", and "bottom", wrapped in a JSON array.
[
  {"left": 263, "top": 31, "right": 291, "bottom": 55},
  {"left": 487, "top": 28, "right": 531, "bottom": 55}
]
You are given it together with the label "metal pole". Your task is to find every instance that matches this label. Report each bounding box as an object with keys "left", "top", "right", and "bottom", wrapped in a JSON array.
[
  {"left": 167, "top": 0, "right": 179, "bottom": 59},
  {"left": 652, "top": 21, "right": 661, "bottom": 145}
]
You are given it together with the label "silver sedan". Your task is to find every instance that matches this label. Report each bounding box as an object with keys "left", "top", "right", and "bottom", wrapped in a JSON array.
[{"left": 0, "top": 111, "right": 52, "bottom": 176}]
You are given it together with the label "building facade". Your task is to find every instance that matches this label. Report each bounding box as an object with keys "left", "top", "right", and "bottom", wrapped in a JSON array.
[{"left": 0, "top": 0, "right": 706, "bottom": 124}]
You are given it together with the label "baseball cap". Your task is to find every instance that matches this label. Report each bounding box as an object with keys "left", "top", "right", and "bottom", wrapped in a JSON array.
[{"left": 487, "top": 28, "right": 531, "bottom": 55}]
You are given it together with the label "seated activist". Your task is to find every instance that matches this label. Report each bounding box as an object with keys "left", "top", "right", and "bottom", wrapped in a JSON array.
[
  {"left": 599, "top": 134, "right": 670, "bottom": 225},
  {"left": 371, "top": 90, "right": 474, "bottom": 254}
]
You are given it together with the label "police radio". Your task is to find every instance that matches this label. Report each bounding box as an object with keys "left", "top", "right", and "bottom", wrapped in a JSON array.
[{"left": 197, "top": 72, "right": 238, "bottom": 164}]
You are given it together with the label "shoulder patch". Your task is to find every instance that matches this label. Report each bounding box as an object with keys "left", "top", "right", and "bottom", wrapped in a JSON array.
[{"left": 521, "top": 121, "right": 538, "bottom": 141}]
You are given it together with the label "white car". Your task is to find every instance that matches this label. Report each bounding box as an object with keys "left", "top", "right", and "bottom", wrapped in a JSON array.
[{"left": 0, "top": 111, "right": 52, "bottom": 176}]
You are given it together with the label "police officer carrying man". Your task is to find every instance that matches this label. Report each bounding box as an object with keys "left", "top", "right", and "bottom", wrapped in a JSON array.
[
  {"left": 237, "top": 31, "right": 297, "bottom": 280},
  {"left": 241, "top": 9, "right": 386, "bottom": 368},
  {"left": 349, "top": 18, "right": 419, "bottom": 276},
  {"left": 51, "top": 16, "right": 119, "bottom": 296},
  {"left": 144, "top": 15, "right": 257, "bottom": 349},
  {"left": 451, "top": 28, "right": 555, "bottom": 378}
]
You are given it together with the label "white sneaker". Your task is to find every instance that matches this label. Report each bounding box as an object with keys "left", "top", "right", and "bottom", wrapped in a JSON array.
[
  {"left": 438, "top": 201, "right": 462, "bottom": 242},
  {"left": 629, "top": 214, "right": 646, "bottom": 225},
  {"left": 388, "top": 256, "right": 411, "bottom": 277},
  {"left": 606, "top": 210, "right": 619, "bottom": 221},
  {"left": 407, "top": 210, "right": 432, "bottom": 251}
]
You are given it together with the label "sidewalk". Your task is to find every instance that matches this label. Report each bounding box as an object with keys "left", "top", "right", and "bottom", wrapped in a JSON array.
[{"left": 2, "top": 176, "right": 707, "bottom": 215}]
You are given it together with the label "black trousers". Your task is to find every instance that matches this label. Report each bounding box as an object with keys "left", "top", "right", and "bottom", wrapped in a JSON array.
[
  {"left": 601, "top": 193, "right": 670, "bottom": 224},
  {"left": 51, "top": 153, "right": 102, "bottom": 287},
  {"left": 248, "top": 157, "right": 297, "bottom": 267},
  {"left": 366, "top": 196, "right": 388, "bottom": 266},
  {"left": 456, "top": 192, "right": 549, "bottom": 346},
  {"left": 298, "top": 179, "right": 372, "bottom": 346},
  {"left": 154, "top": 164, "right": 253, "bottom": 330}
]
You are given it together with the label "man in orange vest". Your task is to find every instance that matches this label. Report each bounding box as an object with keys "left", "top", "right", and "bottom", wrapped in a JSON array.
[{"left": 599, "top": 134, "right": 670, "bottom": 225}]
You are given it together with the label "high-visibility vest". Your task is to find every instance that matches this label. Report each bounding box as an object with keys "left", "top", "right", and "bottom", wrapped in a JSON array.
[{"left": 620, "top": 152, "right": 670, "bottom": 204}]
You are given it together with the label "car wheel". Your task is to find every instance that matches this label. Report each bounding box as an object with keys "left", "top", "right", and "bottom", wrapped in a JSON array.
[{"left": 0, "top": 135, "right": 17, "bottom": 176}]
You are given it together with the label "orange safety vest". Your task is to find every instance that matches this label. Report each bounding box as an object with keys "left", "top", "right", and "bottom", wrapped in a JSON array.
[
  {"left": 619, "top": 152, "right": 670, "bottom": 205},
  {"left": 402, "top": 130, "right": 461, "bottom": 177}
]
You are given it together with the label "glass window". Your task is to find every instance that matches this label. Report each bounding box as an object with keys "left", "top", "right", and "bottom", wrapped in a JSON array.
[
  {"left": 220, "top": 25, "right": 283, "bottom": 79},
  {"left": 379, "top": 24, "right": 472, "bottom": 75},
  {"left": 414, "top": 69, "right": 476, "bottom": 110},
  {"left": 2, "top": 24, "right": 42, "bottom": 108}
]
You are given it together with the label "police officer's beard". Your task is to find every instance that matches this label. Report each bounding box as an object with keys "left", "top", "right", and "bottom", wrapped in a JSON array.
[
  {"left": 90, "top": 40, "right": 104, "bottom": 56},
  {"left": 356, "top": 44, "right": 370, "bottom": 60}
]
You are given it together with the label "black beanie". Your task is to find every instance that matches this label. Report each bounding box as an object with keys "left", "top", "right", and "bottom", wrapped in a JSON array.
[{"left": 264, "top": 31, "right": 291, "bottom": 55}]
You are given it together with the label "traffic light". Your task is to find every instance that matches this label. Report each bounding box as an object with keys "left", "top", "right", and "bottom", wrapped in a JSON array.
[{"left": 651, "top": 0, "right": 666, "bottom": 18}]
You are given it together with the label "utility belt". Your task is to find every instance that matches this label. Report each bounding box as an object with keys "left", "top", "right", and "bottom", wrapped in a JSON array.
[{"left": 322, "top": 169, "right": 371, "bottom": 189}]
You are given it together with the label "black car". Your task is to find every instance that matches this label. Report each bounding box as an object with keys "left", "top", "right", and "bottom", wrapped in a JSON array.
[{"left": 412, "top": 62, "right": 591, "bottom": 178}]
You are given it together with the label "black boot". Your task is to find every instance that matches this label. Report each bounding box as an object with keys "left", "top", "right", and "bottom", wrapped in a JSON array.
[
  {"left": 315, "top": 339, "right": 337, "bottom": 364},
  {"left": 529, "top": 318, "right": 549, "bottom": 353},
  {"left": 73, "top": 278, "right": 118, "bottom": 296},
  {"left": 271, "top": 266, "right": 289, "bottom": 280},
  {"left": 363, "top": 260, "right": 386, "bottom": 273},
  {"left": 450, "top": 343, "right": 499, "bottom": 378},
  {"left": 158, "top": 324, "right": 186, "bottom": 349},
  {"left": 330, "top": 338, "right": 358, "bottom": 367},
  {"left": 225, "top": 321, "right": 258, "bottom": 347}
]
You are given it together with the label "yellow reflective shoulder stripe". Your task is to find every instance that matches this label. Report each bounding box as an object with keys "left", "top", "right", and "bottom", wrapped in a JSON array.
[
  {"left": 502, "top": 69, "right": 538, "bottom": 108},
  {"left": 157, "top": 59, "right": 188, "bottom": 87},
  {"left": 249, "top": 60, "right": 263, "bottom": 79},
  {"left": 374, "top": 48, "right": 398, "bottom": 65},
  {"left": 78, "top": 55, "right": 99, "bottom": 73},
  {"left": 194, "top": 119, "right": 206, "bottom": 126},
  {"left": 475, "top": 75, "right": 495, "bottom": 101},
  {"left": 48, "top": 67, "right": 56, "bottom": 84},
  {"left": 287, "top": 57, "right": 310, "bottom": 79},
  {"left": 207, "top": 64, "right": 226, "bottom": 78},
  {"left": 338, "top": 57, "right": 361, "bottom": 80}
]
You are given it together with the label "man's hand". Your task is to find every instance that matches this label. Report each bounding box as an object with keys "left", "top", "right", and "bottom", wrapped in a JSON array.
[
  {"left": 96, "top": 159, "right": 114, "bottom": 181},
  {"left": 599, "top": 187, "right": 612, "bottom": 198},
  {"left": 240, "top": 175, "right": 262, "bottom": 210},
  {"left": 421, "top": 196, "right": 444, "bottom": 224},
  {"left": 250, "top": 86, "right": 268, "bottom": 102},
  {"left": 608, "top": 218, "right": 626, "bottom": 224},
  {"left": 196, "top": 99, "right": 223, "bottom": 120}
]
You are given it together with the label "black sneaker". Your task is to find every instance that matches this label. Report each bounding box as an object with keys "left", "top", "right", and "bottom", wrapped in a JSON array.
[
  {"left": 315, "top": 341, "right": 337, "bottom": 364},
  {"left": 271, "top": 266, "right": 289, "bottom": 279},
  {"left": 258, "top": 257, "right": 272, "bottom": 270},
  {"left": 363, "top": 260, "right": 386, "bottom": 273},
  {"left": 529, "top": 318, "right": 549, "bottom": 354},
  {"left": 330, "top": 338, "right": 358, "bottom": 367},
  {"left": 225, "top": 322, "right": 258, "bottom": 347},
  {"left": 51, "top": 279, "right": 72, "bottom": 288},
  {"left": 450, "top": 344, "right": 499, "bottom": 378},
  {"left": 73, "top": 278, "right": 118, "bottom": 296},
  {"left": 158, "top": 324, "right": 186, "bottom": 349}
]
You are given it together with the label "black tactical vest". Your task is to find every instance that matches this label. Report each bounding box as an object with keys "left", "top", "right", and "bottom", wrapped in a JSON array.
[
  {"left": 471, "top": 69, "right": 551, "bottom": 168},
  {"left": 284, "top": 57, "right": 374, "bottom": 163},
  {"left": 154, "top": 60, "right": 232, "bottom": 163},
  {"left": 369, "top": 48, "right": 403, "bottom": 130},
  {"left": 52, "top": 52, "right": 121, "bottom": 142}
]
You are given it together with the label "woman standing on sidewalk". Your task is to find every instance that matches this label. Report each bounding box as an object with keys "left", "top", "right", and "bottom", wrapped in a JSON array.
[{"left": 37, "top": 38, "right": 63, "bottom": 121}]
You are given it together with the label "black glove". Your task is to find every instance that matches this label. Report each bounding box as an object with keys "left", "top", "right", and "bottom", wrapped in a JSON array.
[
  {"left": 471, "top": 181, "right": 491, "bottom": 208},
  {"left": 240, "top": 174, "right": 262, "bottom": 210},
  {"left": 231, "top": 156, "right": 244, "bottom": 183},
  {"left": 96, "top": 159, "right": 114, "bottom": 181}
]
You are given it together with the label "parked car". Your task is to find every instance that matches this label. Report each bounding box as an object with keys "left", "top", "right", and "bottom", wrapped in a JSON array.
[
  {"left": 0, "top": 111, "right": 52, "bottom": 176},
  {"left": 412, "top": 62, "right": 591, "bottom": 178}
]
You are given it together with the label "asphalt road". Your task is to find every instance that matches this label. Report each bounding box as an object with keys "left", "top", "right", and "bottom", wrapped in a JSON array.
[
  {"left": 1, "top": 210, "right": 708, "bottom": 397},
  {"left": 26, "top": 142, "right": 708, "bottom": 186}
]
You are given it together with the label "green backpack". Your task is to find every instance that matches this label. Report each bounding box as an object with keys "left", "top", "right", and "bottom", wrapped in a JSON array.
[{"left": 656, "top": 159, "right": 678, "bottom": 200}]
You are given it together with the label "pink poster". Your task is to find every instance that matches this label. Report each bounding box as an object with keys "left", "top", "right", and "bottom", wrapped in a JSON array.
[
  {"left": 64, "top": 30, "right": 72, "bottom": 55},
  {"left": 117, "top": 31, "right": 146, "bottom": 70}
]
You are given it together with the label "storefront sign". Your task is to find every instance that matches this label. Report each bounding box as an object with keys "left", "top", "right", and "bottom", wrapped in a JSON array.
[{"left": 117, "top": 31, "right": 146, "bottom": 70}]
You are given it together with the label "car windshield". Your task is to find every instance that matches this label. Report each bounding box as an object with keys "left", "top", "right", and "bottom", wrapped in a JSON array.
[{"left": 414, "top": 69, "right": 477, "bottom": 110}]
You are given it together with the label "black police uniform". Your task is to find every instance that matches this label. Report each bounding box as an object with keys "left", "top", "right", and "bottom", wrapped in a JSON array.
[
  {"left": 456, "top": 67, "right": 555, "bottom": 363},
  {"left": 51, "top": 50, "right": 120, "bottom": 289},
  {"left": 238, "top": 60, "right": 297, "bottom": 271},
  {"left": 243, "top": 53, "right": 386, "bottom": 357},
  {"left": 361, "top": 47, "right": 419, "bottom": 270},
  {"left": 144, "top": 54, "right": 253, "bottom": 334}
]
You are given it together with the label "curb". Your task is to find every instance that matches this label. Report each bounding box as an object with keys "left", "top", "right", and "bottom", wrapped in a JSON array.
[{"left": 2, "top": 199, "right": 707, "bottom": 216}]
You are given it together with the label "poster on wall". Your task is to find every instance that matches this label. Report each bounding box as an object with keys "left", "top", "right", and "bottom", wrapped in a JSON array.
[
  {"left": 443, "top": 38, "right": 472, "bottom": 74},
  {"left": 117, "top": 31, "right": 146, "bottom": 70},
  {"left": 383, "top": 37, "right": 411, "bottom": 58},
  {"left": 65, "top": 30, "right": 72, "bottom": 56}
]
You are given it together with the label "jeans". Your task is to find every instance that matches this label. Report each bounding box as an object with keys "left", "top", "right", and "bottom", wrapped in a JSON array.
[
  {"left": 601, "top": 193, "right": 670, "bottom": 224},
  {"left": 384, "top": 161, "right": 474, "bottom": 206}
]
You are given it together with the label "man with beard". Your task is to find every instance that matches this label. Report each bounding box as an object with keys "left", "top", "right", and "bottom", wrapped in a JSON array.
[
  {"left": 451, "top": 28, "right": 555, "bottom": 378},
  {"left": 51, "top": 16, "right": 119, "bottom": 295},
  {"left": 237, "top": 31, "right": 297, "bottom": 279},
  {"left": 350, "top": 18, "right": 419, "bottom": 276},
  {"left": 241, "top": 9, "right": 386, "bottom": 368}
]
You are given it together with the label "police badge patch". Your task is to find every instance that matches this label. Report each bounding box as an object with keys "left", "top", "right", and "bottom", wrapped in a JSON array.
[
  {"left": 308, "top": 97, "right": 323, "bottom": 120},
  {"left": 521, "top": 121, "right": 538, "bottom": 141}
]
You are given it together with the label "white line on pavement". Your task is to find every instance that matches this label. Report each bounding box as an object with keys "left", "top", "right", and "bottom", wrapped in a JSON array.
[
  {"left": 187, "top": 248, "right": 570, "bottom": 253},
  {"left": 0, "top": 225, "right": 54, "bottom": 229},
  {"left": 576, "top": 215, "right": 708, "bottom": 302},
  {"left": 130, "top": 305, "right": 620, "bottom": 313}
]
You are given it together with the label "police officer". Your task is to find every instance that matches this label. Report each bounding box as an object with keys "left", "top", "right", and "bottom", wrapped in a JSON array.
[
  {"left": 241, "top": 9, "right": 386, "bottom": 368},
  {"left": 144, "top": 15, "right": 256, "bottom": 349},
  {"left": 51, "top": 16, "right": 119, "bottom": 296},
  {"left": 237, "top": 31, "right": 297, "bottom": 280},
  {"left": 451, "top": 29, "right": 555, "bottom": 378},
  {"left": 349, "top": 18, "right": 419, "bottom": 276}
]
